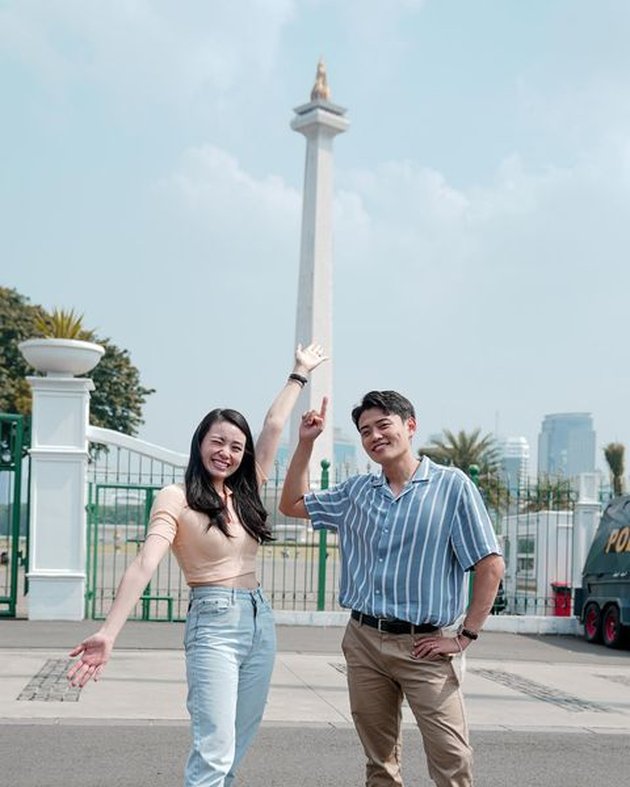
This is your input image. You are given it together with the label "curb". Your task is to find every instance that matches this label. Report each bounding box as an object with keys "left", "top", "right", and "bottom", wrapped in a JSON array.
[{"left": 273, "top": 611, "right": 583, "bottom": 635}]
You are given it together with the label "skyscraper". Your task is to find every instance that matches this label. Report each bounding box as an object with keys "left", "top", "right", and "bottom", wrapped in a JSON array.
[
  {"left": 538, "top": 413, "right": 596, "bottom": 477},
  {"left": 497, "top": 436, "right": 530, "bottom": 491}
]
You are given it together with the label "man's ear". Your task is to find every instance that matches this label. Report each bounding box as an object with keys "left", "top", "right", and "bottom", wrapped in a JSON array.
[{"left": 406, "top": 417, "right": 417, "bottom": 439}]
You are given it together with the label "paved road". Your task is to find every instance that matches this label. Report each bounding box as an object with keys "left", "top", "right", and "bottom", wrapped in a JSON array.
[
  {"left": 1, "top": 621, "right": 628, "bottom": 786},
  {"left": 1, "top": 725, "right": 627, "bottom": 787}
]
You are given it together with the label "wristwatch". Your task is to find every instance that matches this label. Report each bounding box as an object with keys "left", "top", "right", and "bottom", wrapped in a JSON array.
[{"left": 458, "top": 627, "right": 479, "bottom": 641}]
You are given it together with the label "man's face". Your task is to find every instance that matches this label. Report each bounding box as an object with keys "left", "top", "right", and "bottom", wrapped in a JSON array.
[{"left": 357, "top": 408, "right": 416, "bottom": 465}]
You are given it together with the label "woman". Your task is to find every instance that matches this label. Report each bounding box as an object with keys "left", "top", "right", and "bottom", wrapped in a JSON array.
[{"left": 68, "top": 342, "right": 327, "bottom": 786}]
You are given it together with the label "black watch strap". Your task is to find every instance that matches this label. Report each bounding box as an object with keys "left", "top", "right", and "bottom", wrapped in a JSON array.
[{"left": 460, "top": 627, "right": 479, "bottom": 641}]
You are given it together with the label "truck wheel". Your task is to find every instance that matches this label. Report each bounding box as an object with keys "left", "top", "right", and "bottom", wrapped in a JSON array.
[
  {"left": 583, "top": 602, "right": 602, "bottom": 643},
  {"left": 602, "top": 605, "right": 624, "bottom": 649}
]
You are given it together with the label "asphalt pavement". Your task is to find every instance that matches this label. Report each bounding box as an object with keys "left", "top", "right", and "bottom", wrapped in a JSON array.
[{"left": 1, "top": 620, "right": 629, "bottom": 786}]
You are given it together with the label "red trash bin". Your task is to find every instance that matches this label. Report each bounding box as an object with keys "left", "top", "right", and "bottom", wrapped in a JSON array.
[{"left": 551, "top": 582, "right": 571, "bottom": 616}]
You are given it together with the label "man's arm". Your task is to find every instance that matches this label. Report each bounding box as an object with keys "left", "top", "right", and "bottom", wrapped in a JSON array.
[
  {"left": 279, "top": 398, "right": 327, "bottom": 519},
  {"left": 459, "top": 553, "right": 504, "bottom": 635},
  {"left": 412, "top": 552, "right": 504, "bottom": 660}
]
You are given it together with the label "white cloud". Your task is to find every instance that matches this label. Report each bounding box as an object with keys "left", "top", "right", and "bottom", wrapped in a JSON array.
[
  {"left": 4, "top": 0, "right": 629, "bottom": 463},
  {"left": 159, "top": 144, "right": 301, "bottom": 260},
  {"left": 326, "top": 124, "right": 630, "bottom": 454},
  {"left": 0, "top": 0, "right": 296, "bottom": 104},
  {"left": 517, "top": 72, "right": 630, "bottom": 161}
]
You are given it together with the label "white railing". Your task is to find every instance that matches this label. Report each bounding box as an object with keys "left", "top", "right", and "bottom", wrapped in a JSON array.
[{"left": 87, "top": 426, "right": 188, "bottom": 467}]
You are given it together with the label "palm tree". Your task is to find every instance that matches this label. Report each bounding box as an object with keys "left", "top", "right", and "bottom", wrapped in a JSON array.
[
  {"left": 34, "top": 307, "right": 95, "bottom": 341},
  {"left": 420, "top": 428, "right": 499, "bottom": 473},
  {"left": 604, "top": 442, "right": 625, "bottom": 497}
]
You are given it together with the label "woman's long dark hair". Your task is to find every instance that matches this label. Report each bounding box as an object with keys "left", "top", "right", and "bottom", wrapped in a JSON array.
[{"left": 185, "top": 408, "right": 273, "bottom": 543}]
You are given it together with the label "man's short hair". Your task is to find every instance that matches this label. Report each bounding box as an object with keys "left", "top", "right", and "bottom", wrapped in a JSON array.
[{"left": 351, "top": 390, "right": 416, "bottom": 430}]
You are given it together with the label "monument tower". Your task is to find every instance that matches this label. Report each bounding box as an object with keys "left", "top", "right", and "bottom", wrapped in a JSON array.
[{"left": 289, "top": 60, "right": 349, "bottom": 479}]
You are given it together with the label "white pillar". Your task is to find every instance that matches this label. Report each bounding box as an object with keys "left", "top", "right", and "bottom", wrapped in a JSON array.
[
  {"left": 289, "top": 65, "right": 349, "bottom": 482},
  {"left": 26, "top": 376, "right": 94, "bottom": 619},
  {"left": 571, "top": 473, "right": 601, "bottom": 590}
]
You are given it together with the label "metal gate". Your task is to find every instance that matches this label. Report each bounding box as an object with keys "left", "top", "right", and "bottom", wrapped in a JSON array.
[
  {"left": 86, "top": 482, "right": 187, "bottom": 621},
  {"left": 0, "top": 414, "right": 29, "bottom": 617},
  {"left": 85, "top": 462, "right": 339, "bottom": 621}
]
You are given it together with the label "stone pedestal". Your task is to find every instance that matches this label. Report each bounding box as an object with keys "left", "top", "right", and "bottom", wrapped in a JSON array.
[{"left": 26, "top": 376, "right": 94, "bottom": 620}]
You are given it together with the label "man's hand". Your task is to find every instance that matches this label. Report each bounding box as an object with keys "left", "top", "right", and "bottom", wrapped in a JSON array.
[
  {"left": 299, "top": 397, "right": 328, "bottom": 443},
  {"left": 412, "top": 634, "right": 467, "bottom": 660},
  {"left": 280, "top": 397, "right": 328, "bottom": 519}
]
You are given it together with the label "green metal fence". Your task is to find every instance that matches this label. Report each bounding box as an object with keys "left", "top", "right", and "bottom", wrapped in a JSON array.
[
  {"left": 479, "top": 479, "right": 612, "bottom": 616},
  {"left": 86, "top": 443, "right": 340, "bottom": 621},
  {"left": 85, "top": 434, "right": 610, "bottom": 621},
  {"left": 0, "top": 414, "right": 29, "bottom": 618}
]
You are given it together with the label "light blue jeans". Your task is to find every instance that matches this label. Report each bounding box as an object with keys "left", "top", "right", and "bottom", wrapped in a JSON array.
[{"left": 183, "top": 585, "right": 276, "bottom": 787}]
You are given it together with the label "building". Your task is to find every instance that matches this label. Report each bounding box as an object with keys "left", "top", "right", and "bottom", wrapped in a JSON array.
[
  {"left": 497, "top": 436, "right": 530, "bottom": 491},
  {"left": 538, "top": 413, "right": 596, "bottom": 478}
]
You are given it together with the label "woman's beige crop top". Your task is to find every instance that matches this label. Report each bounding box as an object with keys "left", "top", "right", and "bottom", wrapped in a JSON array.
[{"left": 146, "top": 483, "right": 258, "bottom": 586}]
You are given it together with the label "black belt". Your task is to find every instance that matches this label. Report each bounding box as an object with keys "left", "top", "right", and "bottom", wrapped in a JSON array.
[{"left": 351, "top": 609, "right": 438, "bottom": 635}]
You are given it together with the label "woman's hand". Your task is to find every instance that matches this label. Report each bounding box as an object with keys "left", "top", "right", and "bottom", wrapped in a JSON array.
[
  {"left": 299, "top": 397, "right": 328, "bottom": 443},
  {"left": 294, "top": 342, "right": 328, "bottom": 375},
  {"left": 67, "top": 632, "right": 114, "bottom": 687}
]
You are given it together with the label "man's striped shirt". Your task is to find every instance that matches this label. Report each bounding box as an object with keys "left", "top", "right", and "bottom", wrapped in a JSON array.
[{"left": 303, "top": 456, "right": 500, "bottom": 627}]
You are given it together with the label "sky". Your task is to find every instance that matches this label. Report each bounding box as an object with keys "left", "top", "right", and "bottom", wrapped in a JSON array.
[{"left": 2, "top": 0, "right": 630, "bottom": 472}]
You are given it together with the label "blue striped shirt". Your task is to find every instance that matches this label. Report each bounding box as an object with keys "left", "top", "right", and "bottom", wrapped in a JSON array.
[{"left": 304, "top": 457, "right": 500, "bottom": 627}]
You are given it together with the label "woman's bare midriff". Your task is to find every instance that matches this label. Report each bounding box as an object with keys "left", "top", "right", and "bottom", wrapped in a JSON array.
[{"left": 200, "top": 572, "right": 259, "bottom": 590}]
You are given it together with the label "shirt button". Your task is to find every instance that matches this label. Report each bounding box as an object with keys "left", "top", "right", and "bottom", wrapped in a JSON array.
[
  {"left": 375, "top": 590, "right": 380, "bottom": 595},
  {"left": 384, "top": 529, "right": 389, "bottom": 533},
  {"left": 379, "top": 558, "right": 383, "bottom": 562}
]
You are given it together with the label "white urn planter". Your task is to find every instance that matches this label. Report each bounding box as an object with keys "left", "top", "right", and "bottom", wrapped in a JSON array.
[{"left": 18, "top": 338, "right": 105, "bottom": 377}]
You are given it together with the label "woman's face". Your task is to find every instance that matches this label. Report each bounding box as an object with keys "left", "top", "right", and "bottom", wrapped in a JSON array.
[{"left": 199, "top": 419, "right": 247, "bottom": 483}]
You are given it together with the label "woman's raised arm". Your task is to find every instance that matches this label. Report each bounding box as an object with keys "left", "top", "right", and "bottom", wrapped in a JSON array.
[{"left": 254, "top": 342, "right": 328, "bottom": 483}]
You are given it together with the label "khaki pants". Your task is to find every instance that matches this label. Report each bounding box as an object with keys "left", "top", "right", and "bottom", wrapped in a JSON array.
[{"left": 342, "top": 618, "right": 472, "bottom": 787}]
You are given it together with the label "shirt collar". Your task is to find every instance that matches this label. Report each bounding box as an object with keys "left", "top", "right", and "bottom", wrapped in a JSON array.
[{"left": 370, "top": 455, "right": 431, "bottom": 487}]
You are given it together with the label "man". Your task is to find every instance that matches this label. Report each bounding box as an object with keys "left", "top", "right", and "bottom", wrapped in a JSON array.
[{"left": 279, "top": 391, "right": 504, "bottom": 787}]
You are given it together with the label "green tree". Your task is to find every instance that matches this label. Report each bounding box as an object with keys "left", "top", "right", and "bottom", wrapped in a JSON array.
[
  {"left": 604, "top": 442, "right": 625, "bottom": 497},
  {"left": 0, "top": 287, "right": 154, "bottom": 436},
  {"left": 90, "top": 339, "right": 154, "bottom": 435},
  {"left": 0, "top": 287, "right": 45, "bottom": 414}
]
